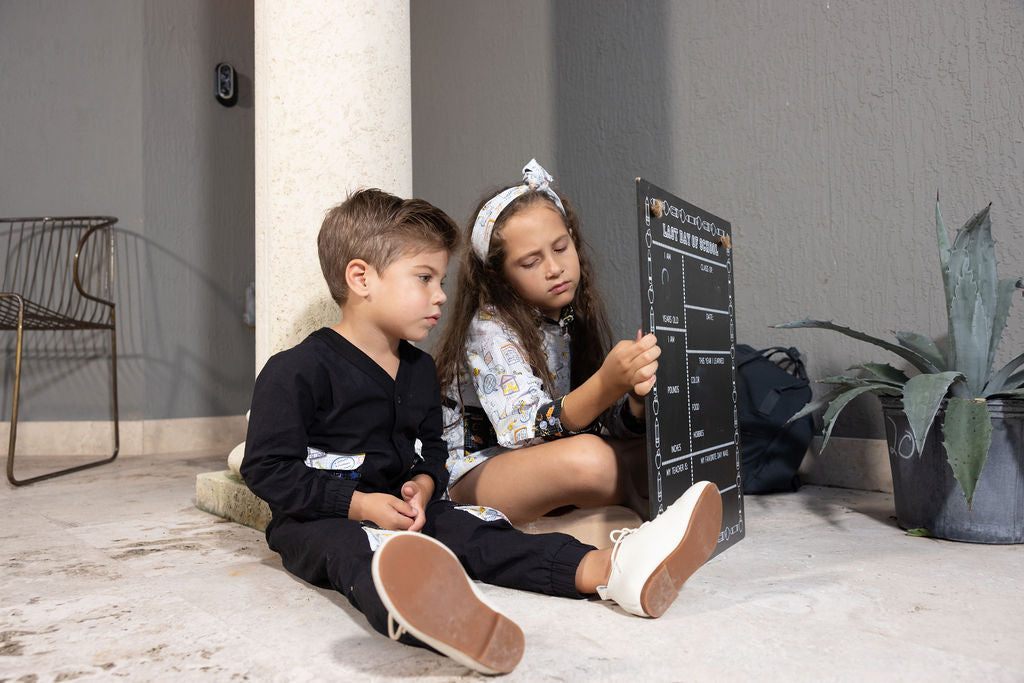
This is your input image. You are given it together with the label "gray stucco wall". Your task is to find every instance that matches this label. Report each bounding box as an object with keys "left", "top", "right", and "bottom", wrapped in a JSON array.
[
  {"left": 1, "top": 0, "right": 255, "bottom": 420},
  {"left": 412, "top": 0, "right": 1023, "bottom": 438}
]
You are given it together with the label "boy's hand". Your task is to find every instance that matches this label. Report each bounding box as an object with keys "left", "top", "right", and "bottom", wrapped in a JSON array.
[
  {"left": 349, "top": 492, "right": 419, "bottom": 531},
  {"left": 600, "top": 329, "right": 660, "bottom": 399},
  {"left": 401, "top": 475, "right": 434, "bottom": 533}
]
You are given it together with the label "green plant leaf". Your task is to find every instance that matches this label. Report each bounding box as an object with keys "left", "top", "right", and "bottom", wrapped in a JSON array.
[
  {"left": 987, "top": 278, "right": 1019, "bottom": 376},
  {"left": 773, "top": 319, "right": 941, "bottom": 374},
  {"left": 847, "top": 363, "right": 910, "bottom": 385},
  {"left": 906, "top": 527, "right": 935, "bottom": 538},
  {"left": 948, "top": 204, "right": 995, "bottom": 299},
  {"left": 948, "top": 265, "right": 989, "bottom": 395},
  {"left": 815, "top": 377, "right": 903, "bottom": 402},
  {"left": 936, "top": 196, "right": 953, "bottom": 310},
  {"left": 893, "top": 332, "right": 947, "bottom": 371},
  {"left": 901, "top": 371, "right": 963, "bottom": 453},
  {"left": 989, "top": 388, "right": 1024, "bottom": 399},
  {"left": 942, "top": 397, "right": 993, "bottom": 509},
  {"left": 788, "top": 387, "right": 847, "bottom": 423},
  {"left": 820, "top": 385, "right": 881, "bottom": 452},
  {"left": 984, "top": 351, "right": 1024, "bottom": 395},
  {"left": 1006, "top": 371, "right": 1024, "bottom": 390},
  {"left": 819, "top": 375, "right": 899, "bottom": 388},
  {"left": 946, "top": 204, "right": 998, "bottom": 395}
]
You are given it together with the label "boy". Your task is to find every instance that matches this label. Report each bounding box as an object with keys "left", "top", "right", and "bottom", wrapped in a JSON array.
[{"left": 241, "top": 189, "right": 723, "bottom": 675}]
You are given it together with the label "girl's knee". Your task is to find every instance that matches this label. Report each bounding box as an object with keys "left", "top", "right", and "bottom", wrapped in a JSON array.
[
  {"left": 563, "top": 433, "right": 612, "bottom": 456},
  {"left": 559, "top": 435, "right": 620, "bottom": 496}
]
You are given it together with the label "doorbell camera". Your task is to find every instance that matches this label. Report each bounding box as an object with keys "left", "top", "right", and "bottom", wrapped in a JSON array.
[{"left": 215, "top": 63, "right": 237, "bottom": 107}]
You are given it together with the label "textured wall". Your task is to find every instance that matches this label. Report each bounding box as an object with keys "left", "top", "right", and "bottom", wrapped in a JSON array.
[
  {"left": 658, "top": 0, "right": 1024, "bottom": 436},
  {"left": 410, "top": 0, "right": 561, "bottom": 354},
  {"left": 139, "top": 0, "right": 255, "bottom": 418},
  {"left": 1, "top": 0, "right": 255, "bottom": 420},
  {"left": 412, "top": 0, "right": 1023, "bottom": 438},
  {"left": 0, "top": 0, "right": 144, "bottom": 424},
  {"left": 254, "top": 0, "right": 412, "bottom": 370}
]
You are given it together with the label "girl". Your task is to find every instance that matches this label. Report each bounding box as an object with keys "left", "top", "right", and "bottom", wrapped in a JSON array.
[{"left": 434, "top": 159, "right": 661, "bottom": 525}]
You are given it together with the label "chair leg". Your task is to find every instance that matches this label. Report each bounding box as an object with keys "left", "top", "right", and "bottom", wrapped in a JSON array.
[
  {"left": 7, "top": 320, "right": 120, "bottom": 487},
  {"left": 6, "top": 305, "right": 24, "bottom": 486},
  {"left": 109, "top": 323, "right": 120, "bottom": 458}
]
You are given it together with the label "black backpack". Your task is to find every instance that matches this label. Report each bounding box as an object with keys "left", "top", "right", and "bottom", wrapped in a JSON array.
[{"left": 736, "top": 345, "right": 814, "bottom": 493}]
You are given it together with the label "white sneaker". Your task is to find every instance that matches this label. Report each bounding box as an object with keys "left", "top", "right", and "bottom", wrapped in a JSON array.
[
  {"left": 371, "top": 531, "right": 524, "bottom": 675},
  {"left": 597, "top": 480, "right": 722, "bottom": 617}
]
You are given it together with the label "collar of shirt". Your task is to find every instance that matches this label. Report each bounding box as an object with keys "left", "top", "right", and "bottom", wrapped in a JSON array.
[{"left": 538, "top": 305, "right": 575, "bottom": 330}]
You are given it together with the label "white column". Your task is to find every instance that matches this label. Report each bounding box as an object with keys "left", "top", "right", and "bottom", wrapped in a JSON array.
[{"left": 254, "top": 0, "right": 412, "bottom": 371}]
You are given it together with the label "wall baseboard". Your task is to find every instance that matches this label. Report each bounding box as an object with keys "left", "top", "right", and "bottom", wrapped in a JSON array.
[
  {"left": 799, "top": 436, "right": 893, "bottom": 493},
  {"left": 0, "top": 415, "right": 247, "bottom": 456}
]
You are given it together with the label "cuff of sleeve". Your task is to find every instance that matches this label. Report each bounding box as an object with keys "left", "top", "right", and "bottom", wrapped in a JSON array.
[
  {"left": 535, "top": 397, "right": 596, "bottom": 439},
  {"left": 548, "top": 537, "right": 595, "bottom": 599},
  {"left": 620, "top": 399, "right": 646, "bottom": 434},
  {"left": 323, "top": 478, "right": 358, "bottom": 518},
  {"left": 411, "top": 462, "right": 451, "bottom": 500}
]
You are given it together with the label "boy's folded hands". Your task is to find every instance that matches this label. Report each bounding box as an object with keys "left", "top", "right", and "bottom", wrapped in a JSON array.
[
  {"left": 400, "top": 476, "right": 433, "bottom": 531},
  {"left": 350, "top": 473, "right": 433, "bottom": 532}
]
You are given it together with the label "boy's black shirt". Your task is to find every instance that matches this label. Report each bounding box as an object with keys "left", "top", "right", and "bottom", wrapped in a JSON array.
[{"left": 241, "top": 327, "right": 451, "bottom": 522}]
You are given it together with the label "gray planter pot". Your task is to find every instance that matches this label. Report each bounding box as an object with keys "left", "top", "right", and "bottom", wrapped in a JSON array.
[{"left": 881, "top": 396, "right": 1024, "bottom": 544}]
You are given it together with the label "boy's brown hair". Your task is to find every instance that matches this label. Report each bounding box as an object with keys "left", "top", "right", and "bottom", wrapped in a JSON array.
[{"left": 318, "top": 188, "right": 458, "bottom": 305}]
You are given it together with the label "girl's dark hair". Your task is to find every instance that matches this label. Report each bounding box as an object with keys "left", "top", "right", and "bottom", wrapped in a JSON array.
[{"left": 434, "top": 187, "right": 612, "bottom": 404}]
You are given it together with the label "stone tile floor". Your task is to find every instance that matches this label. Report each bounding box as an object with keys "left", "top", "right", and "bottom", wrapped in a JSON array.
[{"left": 2, "top": 451, "right": 1021, "bottom": 681}]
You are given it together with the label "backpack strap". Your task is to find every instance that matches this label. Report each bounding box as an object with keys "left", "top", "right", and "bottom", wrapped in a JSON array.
[{"left": 760, "top": 346, "right": 809, "bottom": 381}]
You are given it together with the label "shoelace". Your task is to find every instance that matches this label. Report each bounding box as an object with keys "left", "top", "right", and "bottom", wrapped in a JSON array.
[
  {"left": 387, "top": 613, "right": 406, "bottom": 641},
  {"left": 608, "top": 521, "right": 650, "bottom": 568},
  {"left": 597, "top": 524, "right": 648, "bottom": 597}
]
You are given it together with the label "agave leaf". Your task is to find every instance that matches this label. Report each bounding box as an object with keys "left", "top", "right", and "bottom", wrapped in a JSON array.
[
  {"left": 847, "top": 362, "right": 910, "bottom": 385},
  {"left": 942, "top": 397, "right": 993, "bottom": 509},
  {"left": 990, "top": 388, "right": 1024, "bottom": 399},
  {"left": 936, "top": 196, "right": 952, "bottom": 307},
  {"left": 901, "top": 371, "right": 963, "bottom": 453},
  {"left": 816, "top": 377, "right": 903, "bottom": 400},
  {"left": 893, "top": 332, "right": 947, "bottom": 371},
  {"left": 946, "top": 204, "right": 998, "bottom": 395},
  {"left": 773, "top": 319, "right": 940, "bottom": 374},
  {"left": 787, "top": 387, "right": 847, "bottom": 424},
  {"left": 819, "top": 375, "right": 899, "bottom": 388},
  {"left": 948, "top": 266, "right": 990, "bottom": 395},
  {"left": 984, "top": 351, "right": 1024, "bottom": 395},
  {"left": 1007, "top": 371, "right": 1024, "bottom": 390},
  {"left": 948, "top": 204, "right": 995, "bottom": 299},
  {"left": 987, "top": 278, "right": 1019, "bottom": 378},
  {"left": 820, "top": 385, "right": 882, "bottom": 452}
]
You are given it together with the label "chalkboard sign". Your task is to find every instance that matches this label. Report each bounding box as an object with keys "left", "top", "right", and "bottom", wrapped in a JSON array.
[{"left": 636, "top": 178, "right": 745, "bottom": 556}]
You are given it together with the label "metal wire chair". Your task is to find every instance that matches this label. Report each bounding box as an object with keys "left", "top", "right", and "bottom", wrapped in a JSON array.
[{"left": 1, "top": 216, "right": 119, "bottom": 485}]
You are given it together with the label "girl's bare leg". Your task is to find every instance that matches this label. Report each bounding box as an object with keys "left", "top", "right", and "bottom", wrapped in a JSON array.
[
  {"left": 449, "top": 433, "right": 650, "bottom": 525},
  {"left": 614, "top": 437, "right": 650, "bottom": 518}
]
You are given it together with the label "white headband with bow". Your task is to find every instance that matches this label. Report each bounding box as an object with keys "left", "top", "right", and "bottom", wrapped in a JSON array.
[{"left": 470, "top": 158, "right": 566, "bottom": 261}]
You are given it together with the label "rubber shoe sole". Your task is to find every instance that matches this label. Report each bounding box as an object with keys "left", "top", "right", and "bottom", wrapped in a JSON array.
[
  {"left": 639, "top": 482, "right": 722, "bottom": 617},
  {"left": 371, "top": 532, "right": 524, "bottom": 675}
]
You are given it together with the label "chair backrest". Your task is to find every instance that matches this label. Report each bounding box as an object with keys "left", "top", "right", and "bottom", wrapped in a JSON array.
[{"left": 1, "top": 216, "right": 117, "bottom": 328}]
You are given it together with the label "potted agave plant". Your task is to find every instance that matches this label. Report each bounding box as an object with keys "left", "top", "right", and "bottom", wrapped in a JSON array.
[{"left": 775, "top": 198, "right": 1024, "bottom": 543}]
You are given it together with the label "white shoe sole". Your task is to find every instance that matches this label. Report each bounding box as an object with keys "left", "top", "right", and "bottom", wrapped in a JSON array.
[{"left": 371, "top": 532, "right": 524, "bottom": 675}]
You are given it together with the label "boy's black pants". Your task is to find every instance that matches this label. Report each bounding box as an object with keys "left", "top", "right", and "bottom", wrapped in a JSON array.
[{"left": 266, "top": 499, "right": 594, "bottom": 644}]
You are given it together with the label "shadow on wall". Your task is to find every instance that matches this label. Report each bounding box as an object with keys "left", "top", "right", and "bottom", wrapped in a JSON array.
[
  {"left": 1, "top": 228, "right": 254, "bottom": 422},
  {"left": 553, "top": 0, "right": 674, "bottom": 340}
]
